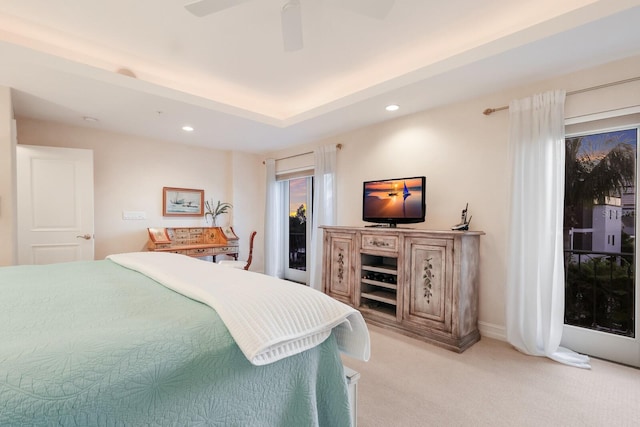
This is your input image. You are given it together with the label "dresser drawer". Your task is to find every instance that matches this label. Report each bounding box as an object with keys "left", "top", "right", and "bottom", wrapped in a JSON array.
[
  {"left": 213, "top": 246, "right": 238, "bottom": 255},
  {"left": 167, "top": 249, "right": 187, "bottom": 255},
  {"left": 187, "top": 247, "right": 213, "bottom": 256},
  {"left": 173, "top": 228, "right": 190, "bottom": 238},
  {"left": 189, "top": 231, "right": 203, "bottom": 241},
  {"left": 152, "top": 243, "right": 172, "bottom": 250},
  {"left": 361, "top": 233, "right": 399, "bottom": 253}
]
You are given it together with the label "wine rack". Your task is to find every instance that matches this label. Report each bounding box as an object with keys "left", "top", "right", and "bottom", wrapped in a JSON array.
[{"left": 360, "top": 254, "right": 398, "bottom": 319}]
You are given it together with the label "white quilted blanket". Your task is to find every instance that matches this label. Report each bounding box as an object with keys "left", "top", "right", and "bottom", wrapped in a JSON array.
[{"left": 107, "top": 252, "right": 370, "bottom": 366}]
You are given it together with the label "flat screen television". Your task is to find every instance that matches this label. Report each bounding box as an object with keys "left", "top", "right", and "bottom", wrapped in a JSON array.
[{"left": 362, "top": 176, "right": 426, "bottom": 227}]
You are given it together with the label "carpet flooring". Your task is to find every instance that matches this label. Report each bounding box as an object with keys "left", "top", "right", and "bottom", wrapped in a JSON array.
[{"left": 342, "top": 324, "right": 640, "bottom": 427}]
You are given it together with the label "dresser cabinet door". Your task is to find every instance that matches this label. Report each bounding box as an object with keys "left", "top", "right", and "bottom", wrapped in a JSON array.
[
  {"left": 402, "top": 237, "right": 454, "bottom": 333},
  {"left": 324, "top": 232, "right": 356, "bottom": 304}
]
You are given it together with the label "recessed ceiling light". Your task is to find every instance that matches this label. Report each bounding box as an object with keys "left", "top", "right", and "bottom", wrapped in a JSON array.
[
  {"left": 83, "top": 116, "right": 99, "bottom": 122},
  {"left": 182, "top": 125, "right": 194, "bottom": 132},
  {"left": 385, "top": 104, "right": 399, "bottom": 112}
]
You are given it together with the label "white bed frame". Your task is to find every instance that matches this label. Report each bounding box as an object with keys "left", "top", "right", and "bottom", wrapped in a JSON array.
[{"left": 344, "top": 366, "right": 360, "bottom": 426}]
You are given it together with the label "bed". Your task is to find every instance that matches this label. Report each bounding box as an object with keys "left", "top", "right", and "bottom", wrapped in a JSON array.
[{"left": 0, "top": 252, "right": 370, "bottom": 426}]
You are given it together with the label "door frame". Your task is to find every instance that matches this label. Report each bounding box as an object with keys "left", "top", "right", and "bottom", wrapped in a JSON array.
[{"left": 284, "top": 175, "right": 312, "bottom": 283}]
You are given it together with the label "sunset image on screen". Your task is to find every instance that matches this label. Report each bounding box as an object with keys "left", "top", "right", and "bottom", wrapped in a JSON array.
[{"left": 363, "top": 177, "right": 424, "bottom": 219}]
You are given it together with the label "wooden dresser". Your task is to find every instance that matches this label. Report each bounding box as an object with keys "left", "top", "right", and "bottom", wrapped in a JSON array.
[
  {"left": 321, "top": 226, "right": 483, "bottom": 352},
  {"left": 147, "top": 226, "right": 239, "bottom": 260}
]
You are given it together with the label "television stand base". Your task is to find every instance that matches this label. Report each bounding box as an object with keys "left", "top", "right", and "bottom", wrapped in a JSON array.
[{"left": 321, "top": 226, "right": 484, "bottom": 353}]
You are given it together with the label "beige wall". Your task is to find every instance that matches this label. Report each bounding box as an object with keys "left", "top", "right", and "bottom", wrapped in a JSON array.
[
  {"left": 228, "top": 151, "right": 265, "bottom": 273},
  {"left": 16, "top": 120, "right": 264, "bottom": 267},
  {"left": 0, "top": 87, "right": 16, "bottom": 266},
  {"left": 266, "top": 55, "right": 640, "bottom": 337}
]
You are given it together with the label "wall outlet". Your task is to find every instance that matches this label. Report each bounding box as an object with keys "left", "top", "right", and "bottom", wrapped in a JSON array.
[{"left": 122, "top": 211, "right": 146, "bottom": 220}]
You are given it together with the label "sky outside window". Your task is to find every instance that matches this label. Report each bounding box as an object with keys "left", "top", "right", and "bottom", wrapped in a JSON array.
[{"left": 289, "top": 178, "right": 307, "bottom": 217}]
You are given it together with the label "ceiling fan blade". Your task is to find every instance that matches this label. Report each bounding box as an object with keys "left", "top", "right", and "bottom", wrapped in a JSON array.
[
  {"left": 184, "top": 0, "right": 251, "bottom": 17},
  {"left": 342, "top": 0, "right": 395, "bottom": 19},
  {"left": 281, "top": 0, "right": 303, "bottom": 52}
]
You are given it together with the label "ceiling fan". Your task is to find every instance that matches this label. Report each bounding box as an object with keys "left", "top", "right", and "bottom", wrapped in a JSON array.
[{"left": 184, "top": 0, "right": 395, "bottom": 52}]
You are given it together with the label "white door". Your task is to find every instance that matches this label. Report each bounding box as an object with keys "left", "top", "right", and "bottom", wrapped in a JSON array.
[{"left": 17, "top": 145, "right": 94, "bottom": 264}]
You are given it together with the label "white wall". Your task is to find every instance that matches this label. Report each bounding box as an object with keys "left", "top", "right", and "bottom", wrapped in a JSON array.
[
  {"left": 228, "top": 151, "right": 265, "bottom": 272},
  {"left": 265, "top": 54, "right": 640, "bottom": 337},
  {"left": 16, "top": 120, "right": 264, "bottom": 267},
  {"left": 0, "top": 87, "right": 16, "bottom": 266}
]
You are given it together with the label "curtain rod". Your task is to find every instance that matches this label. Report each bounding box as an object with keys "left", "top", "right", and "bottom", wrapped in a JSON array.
[
  {"left": 482, "top": 76, "right": 640, "bottom": 116},
  {"left": 262, "top": 143, "right": 342, "bottom": 164}
]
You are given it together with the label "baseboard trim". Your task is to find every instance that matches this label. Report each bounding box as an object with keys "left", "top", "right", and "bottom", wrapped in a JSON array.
[{"left": 478, "top": 321, "right": 507, "bottom": 342}]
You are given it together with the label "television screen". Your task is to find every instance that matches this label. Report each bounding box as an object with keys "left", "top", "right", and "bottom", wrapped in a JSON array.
[{"left": 362, "top": 176, "right": 426, "bottom": 227}]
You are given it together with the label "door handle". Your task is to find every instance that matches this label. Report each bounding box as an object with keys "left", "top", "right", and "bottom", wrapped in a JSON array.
[{"left": 76, "top": 234, "right": 92, "bottom": 240}]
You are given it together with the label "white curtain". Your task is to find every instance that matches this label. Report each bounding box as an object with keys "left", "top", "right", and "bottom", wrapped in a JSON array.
[
  {"left": 309, "top": 145, "right": 338, "bottom": 290},
  {"left": 505, "top": 90, "right": 590, "bottom": 369},
  {"left": 264, "top": 159, "right": 285, "bottom": 278}
]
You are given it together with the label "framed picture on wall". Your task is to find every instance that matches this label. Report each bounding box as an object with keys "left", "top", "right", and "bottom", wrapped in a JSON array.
[{"left": 162, "top": 187, "right": 204, "bottom": 216}]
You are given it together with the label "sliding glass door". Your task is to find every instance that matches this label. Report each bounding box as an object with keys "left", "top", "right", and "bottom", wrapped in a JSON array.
[
  {"left": 562, "top": 121, "right": 640, "bottom": 367},
  {"left": 284, "top": 176, "right": 313, "bottom": 283}
]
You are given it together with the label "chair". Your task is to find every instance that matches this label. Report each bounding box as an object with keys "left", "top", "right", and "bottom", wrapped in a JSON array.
[{"left": 217, "top": 231, "right": 257, "bottom": 270}]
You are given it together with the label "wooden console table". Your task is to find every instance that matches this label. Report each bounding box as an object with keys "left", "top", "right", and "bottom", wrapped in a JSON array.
[
  {"left": 321, "top": 226, "right": 483, "bottom": 352},
  {"left": 147, "top": 226, "right": 239, "bottom": 260}
]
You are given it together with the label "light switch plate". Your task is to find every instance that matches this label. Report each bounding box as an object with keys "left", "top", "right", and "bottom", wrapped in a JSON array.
[{"left": 122, "top": 211, "right": 146, "bottom": 220}]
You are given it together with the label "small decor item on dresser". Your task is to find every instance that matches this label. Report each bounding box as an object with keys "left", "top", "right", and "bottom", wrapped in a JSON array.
[
  {"left": 147, "top": 227, "right": 171, "bottom": 244},
  {"left": 163, "top": 187, "right": 204, "bottom": 216},
  {"left": 451, "top": 203, "right": 472, "bottom": 231},
  {"left": 205, "top": 199, "right": 232, "bottom": 225}
]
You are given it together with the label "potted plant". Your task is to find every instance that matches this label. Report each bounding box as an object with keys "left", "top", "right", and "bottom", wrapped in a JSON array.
[{"left": 205, "top": 199, "right": 232, "bottom": 226}]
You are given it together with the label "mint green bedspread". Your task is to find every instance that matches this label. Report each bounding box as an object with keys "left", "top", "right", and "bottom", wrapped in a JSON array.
[{"left": 0, "top": 260, "right": 351, "bottom": 426}]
